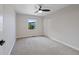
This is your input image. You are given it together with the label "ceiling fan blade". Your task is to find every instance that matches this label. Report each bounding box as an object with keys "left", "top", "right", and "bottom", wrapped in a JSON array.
[
  {"left": 35, "top": 5, "right": 42, "bottom": 13},
  {"left": 35, "top": 10, "right": 39, "bottom": 13},
  {"left": 42, "top": 9, "right": 50, "bottom": 11},
  {"left": 39, "top": 5, "right": 41, "bottom": 8},
  {"left": 39, "top": 5, "right": 42, "bottom": 10}
]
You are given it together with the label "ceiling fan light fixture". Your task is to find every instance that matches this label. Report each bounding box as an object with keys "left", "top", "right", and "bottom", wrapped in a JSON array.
[{"left": 38, "top": 10, "right": 42, "bottom": 13}]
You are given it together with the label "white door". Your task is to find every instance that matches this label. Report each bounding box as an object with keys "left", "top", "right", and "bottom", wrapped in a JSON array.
[{"left": 0, "top": 5, "right": 3, "bottom": 54}]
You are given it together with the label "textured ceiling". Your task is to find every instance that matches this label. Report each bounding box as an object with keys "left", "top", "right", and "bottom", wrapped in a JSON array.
[{"left": 14, "top": 4, "right": 69, "bottom": 16}]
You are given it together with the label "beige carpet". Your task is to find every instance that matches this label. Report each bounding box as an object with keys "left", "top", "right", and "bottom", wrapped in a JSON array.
[{"left": 11, "top": 36, "right": 79, "bottom": 55}]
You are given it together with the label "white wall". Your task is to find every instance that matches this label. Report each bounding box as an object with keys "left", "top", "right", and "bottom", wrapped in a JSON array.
[
  {"left": 3, "top": 5, "right": 16, "bottom": 54},
  {"left": 16, "top": 14, "right": 44, "bottom": 38},
  {"left": 44, "top": 5, "right": 79, "bottom": 50},
  {"left": 0, "top": 4, "right": 4, "bottom": 55}
]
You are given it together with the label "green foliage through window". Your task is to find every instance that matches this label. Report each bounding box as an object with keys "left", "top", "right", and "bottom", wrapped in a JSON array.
[
  {"left": 28, "top": 22, "right": 35, "bottom": 29},
  {"left": 28, "top": 19, "right": 36, "bottom": 30}
]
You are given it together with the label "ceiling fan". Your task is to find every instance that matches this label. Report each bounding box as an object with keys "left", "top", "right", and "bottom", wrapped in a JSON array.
[{"left": 35, "top": 5, "right": 50, "bottom": 13}]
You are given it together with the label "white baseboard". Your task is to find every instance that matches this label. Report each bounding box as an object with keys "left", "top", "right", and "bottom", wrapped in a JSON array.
[
  {"left": 16, "top": 35, "right": 45, "bottom": 39},
  {"left": 46, "top": 35, "right": 79, "bottom": 51}
]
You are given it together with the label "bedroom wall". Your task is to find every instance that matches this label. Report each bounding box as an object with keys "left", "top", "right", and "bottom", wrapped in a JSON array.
[
  {"left": 0, "top": 4, "right": 3, "bottom": 54},
  {"left": 16, "top": 14, "right": 44, "bottom": 38},
  {"left": 3, "top": 5, "right": 16, "bottom": 54},
  {"left": 43, "top": 5, "right": 79, "bottom": 50}
]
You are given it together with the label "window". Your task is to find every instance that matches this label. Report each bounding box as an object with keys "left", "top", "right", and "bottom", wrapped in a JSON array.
[{"left": 28, "top": 19, "right": 36, "bottom": 30}]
